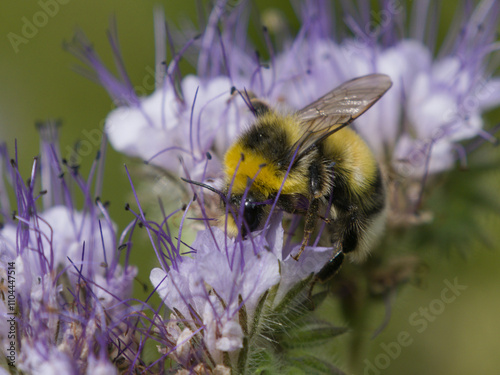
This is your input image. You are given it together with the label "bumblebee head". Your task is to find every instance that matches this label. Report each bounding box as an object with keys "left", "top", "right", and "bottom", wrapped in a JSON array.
[
  {"left": 180, "top": 177, "right": 269, "bottom": 238},
  {"left": 223, "top": 191, "right": 267, "bottom": 238}
]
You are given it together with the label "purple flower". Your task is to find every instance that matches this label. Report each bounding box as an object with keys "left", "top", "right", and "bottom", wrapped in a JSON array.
[
  {"left": 245, "top": 0, "right": 500, "bottom": 177},
  {"left": 62, "top": 1, "right": 500, "bottom": 371},
  {"left": 146, "top": 202, "right": 331, "bottom": 369},
  {"left": 0, "top": 205, "right": 115, "bottom": 287},
  {"left": 17, "top": 342, "right": 77, "bottom": 375},
  {"left": 103, "top": 74, "right": 251, "bottom": 180},
  {"left": 0, "top": 123, "right": 138, "bottom": 372},
  {"left": 66, "top": 17, "right": 253, "bottom": 182},
  {"left": 70, "top": 0, "right": 500, "bottom": 185},
  {"left": 338, "top": 0, "right": 500, "bottom": 176}
]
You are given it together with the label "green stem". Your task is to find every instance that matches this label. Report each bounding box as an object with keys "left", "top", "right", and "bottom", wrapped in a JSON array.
[
  {"left": 347, "top": 296, "right": 370, "bottom": 374},
  {"left": 341, "top": 267, "right": 371, "bottom": 374}
]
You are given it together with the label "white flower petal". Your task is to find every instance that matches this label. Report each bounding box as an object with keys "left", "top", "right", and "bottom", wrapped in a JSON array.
[
  {"left": 149, "top": 267, "right": 169, "bottom": 300},
  {"left": 176, "top": 327, "right": 195, "bottom": 362},
  {"left": 275, "top": 246, "right": 332, "bottom": 304},
  {"left": 86, "top": 356, "right": 118, "bottom": 375},
  {"left": 215, "top": 320, "right": 244, "bottom": 352}
]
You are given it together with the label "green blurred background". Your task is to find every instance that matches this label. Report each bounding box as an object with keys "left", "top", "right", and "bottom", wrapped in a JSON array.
[{"left": 1, "top": 1, "right": 500, "bottom": 374}]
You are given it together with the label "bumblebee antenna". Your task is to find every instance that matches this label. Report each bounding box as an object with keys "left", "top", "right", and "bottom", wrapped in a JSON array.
[
  {"left": 230, "top": 86, "right": 261, "bottom": 115},
  {"left": 180, "top": 177, "right": 226, "bottom": 200}
]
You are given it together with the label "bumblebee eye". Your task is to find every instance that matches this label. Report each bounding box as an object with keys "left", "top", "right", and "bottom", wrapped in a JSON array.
[{"left": 242, "top": 199, "right": 263, "bottom": 236}]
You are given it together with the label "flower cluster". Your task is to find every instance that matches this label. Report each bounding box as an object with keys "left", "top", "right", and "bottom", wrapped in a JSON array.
[
  {"left": 2, "top": 0, "right": 499, "bottom": 373},
  {"left": 148, "top": 213, "right": 332, "bottom": 365},
  {"left": 62, "top": 0, "right": 500, "bottom": 373},
  {"left": 258, "top": 0, "right": 500, "bottom": 177},
  {"left": 70, "top": 0, "right": 500, "bottom": 184},
  {"left": 0, "top": 124, "right": 138, "bottom": 373}
]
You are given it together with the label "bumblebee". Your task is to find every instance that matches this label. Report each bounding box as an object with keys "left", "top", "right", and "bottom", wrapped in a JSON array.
[{"left": 193, "top": 74, "right": 392, "bottom": 279}]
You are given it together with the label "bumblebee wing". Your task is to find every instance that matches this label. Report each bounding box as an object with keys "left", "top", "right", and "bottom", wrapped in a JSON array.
[{"left": 290, "top": 74, "right": 392, "bottom": 160}]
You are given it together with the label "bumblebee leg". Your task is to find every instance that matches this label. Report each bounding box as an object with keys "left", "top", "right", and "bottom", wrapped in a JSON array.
[
  {"left": 318, "top": 215, "right": 332, "bottom": 224},
  {"left": 291, "top": 198, "right": 320, "bottom": 261},
  {"left": 339, "top": 207, "right": 367, "bottom": 256},
  {"left": 316, "top": 251, "right": 345, "bottom": 282}
]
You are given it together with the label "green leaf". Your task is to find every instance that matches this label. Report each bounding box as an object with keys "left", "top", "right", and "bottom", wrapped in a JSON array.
[
  {"left": 237, "top": 337, "right": 249, "bottom": 375},
  {"left": 247, "top": 347, "right": 279, "bottom": 375},
  {"left": 273, "top": 273, "right": 313, "bottom": 314},
  {"left": 282, "top": 324, "right": 348, "bottom": 349},
  {"left": 239, "top": 294, "right": 248, "bottom": 336},
  {"left": 223, "top": 351, "right": 232, "bottom": 371},
  {"left": 250, "top": 290, "right": 269, "bottom": 339},
  {"left": 308, "top": 291, "right": 328, "bottom": 311},
  {"left": 288, "top": 354, "right": 346, "bottom": 375}
]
